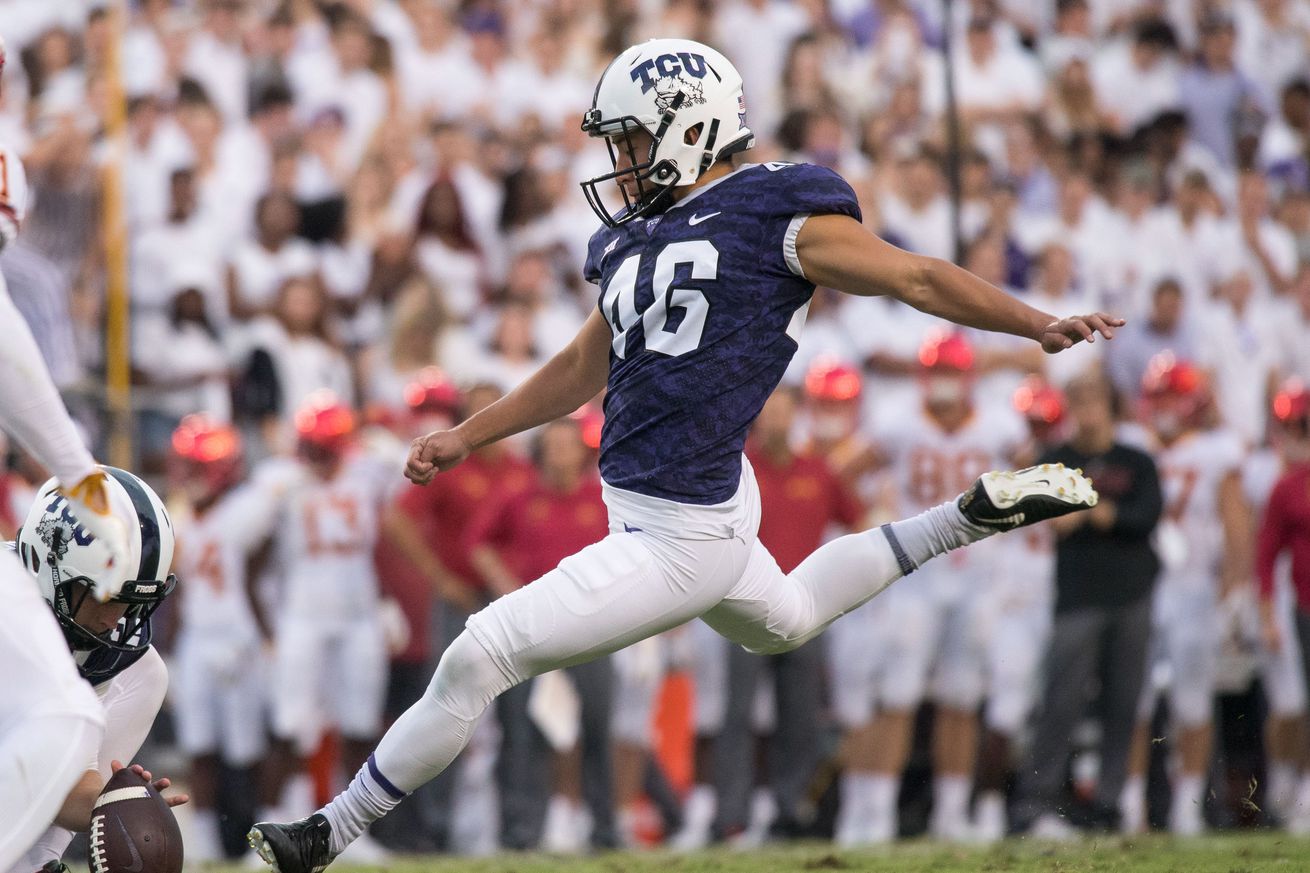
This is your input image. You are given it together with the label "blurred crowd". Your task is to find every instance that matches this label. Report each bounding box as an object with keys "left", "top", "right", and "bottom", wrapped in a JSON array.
[{"left": 5, "top": 0, "right": 1310, "bottom": 859}]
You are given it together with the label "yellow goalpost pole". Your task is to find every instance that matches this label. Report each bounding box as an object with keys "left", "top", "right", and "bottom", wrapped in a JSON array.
[{"left": 101, "top": 0, "right": 132, "bottom": 469}]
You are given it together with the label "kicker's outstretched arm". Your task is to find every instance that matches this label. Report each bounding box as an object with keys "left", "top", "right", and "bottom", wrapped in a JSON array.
[{"left": 794, "top": 214, "right": 1123, "bottom": 353}]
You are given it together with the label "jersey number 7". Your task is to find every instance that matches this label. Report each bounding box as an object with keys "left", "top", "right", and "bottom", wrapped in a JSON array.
[{"left": 600, "top": 239, "right": 718, "bottom": 359}]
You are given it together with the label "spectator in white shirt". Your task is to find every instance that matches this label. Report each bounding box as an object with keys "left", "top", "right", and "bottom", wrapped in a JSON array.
[
  {"left": 359, "top": 275, "right": 478, "bottom": 405},
  {"left": 251, "top": 275, "right": 355, "bottom": 443},
  {"left": 1040, "top": 0, "right": 1095, "bottom": 72},
  {"left": 1135, "top": 170, "right": 1230, "bottom": 306},
  {"left": 954, "top": 16, "right": 1044, "bottom": 125},
  {"left": 1045, "top": 54, "right": 1113, "bottom": 143},
  {"left": 1275, "top": 264, "right": 1310, "bottom": 384},
  {"left": 1234, "top": 0, "right": 1310, "bottom": 103},
  {"left": 184, "top": 0, "right": 249, "bottom": 125},
  {"left": 1231, "top": 170, "right": 1297, "bottom": 299},
  {"left": 325, "top": 10, "right": 389, "bottom": 171},
  {"left": 712, "top": 0, "right": 811, "bottom": 141},
  {"left": 133, "top": 167, "right": 224, "bottom": 320},
  {"left": 226, "top": 192, "right": 318, "bottom": 322},
  {"left": 1199, "top": 268, "right": 1281, "bottom": 445},
  {"left": 1258, "top": 79, "right": 1310, "bottom": 181},
  {"left": 133, "top": 285, "right": 232, "bottom": 472},
  {"left": 1091, "top": 18, "right": 1180, "bottom": 136},
  {"left": 414, "top": 175, "right": 487, "bottom": 322},
  {"left": 878, "top": 149, "right": 953, "bottom": 260},
  {"left": 1002, "top": 120, "right": 1059, "bottom": 215},
  {"left": 1276, "top": 188, "right": 1310, "bottom": 265},
  {"left": 478, "top": 301, "right": 541, "bottom": 393}
]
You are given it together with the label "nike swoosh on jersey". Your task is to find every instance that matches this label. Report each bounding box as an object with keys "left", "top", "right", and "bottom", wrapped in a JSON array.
[{"left": 688, "top": 211, "right": 721, "bottom": 225}]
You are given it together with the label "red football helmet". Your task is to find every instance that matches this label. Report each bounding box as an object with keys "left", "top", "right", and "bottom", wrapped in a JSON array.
[
  {"left": 1013, "top": 376, "right": 1066, "bottom": 426},
  {"left": 1272, "top": 379, "right": 1310, "bottom": 435},
  {"left": 570, "top": 407, "right": 604, "bottom": 451},
  {"left": 1141, "top": 352, "right": 1209, "bottom": 436},
  {"left": 1141, "top": 352, "right": 1206, "bottom": 401},
  {"left": 804, "top": 357, "right": 863, "bottom": 402},
  {"left": 918, "top": 330, "right": 975, "bottom": 372},
  {"left": 171, "top": 414, "right": 244, "bottom": 500},
  {"left": 295, "top": 391, "right": 357, "bottom": 462},
  {"left": 403, "top": 367, "right": 461, "bottom": 417}
]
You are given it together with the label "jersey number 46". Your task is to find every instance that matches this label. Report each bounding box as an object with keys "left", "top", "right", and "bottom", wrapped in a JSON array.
[{"left": 600, "top": 240, "right": 718, "bottom": 359}]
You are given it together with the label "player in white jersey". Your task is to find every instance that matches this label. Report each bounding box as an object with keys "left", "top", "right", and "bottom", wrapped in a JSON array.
[
  {"left": 1123, "top": 355, "right": 1250, "bottom": 836},
  {"left": 261, "top": 394, "right": 393, "bottom": 831},
  {"left": 973, "top": 377, "right": 1067, "bottom": 842},
  {"left": 832, "top": 332, "right": 1026, "bottom": 844},
  {"left": 169, "top": 416, "right": 282, "bottom": 862},
  {"left": 1245, "top": 383, "right": 1310, "bottom": 826},
  {"left": 0, "top": 33, "right": 140, "bottom": 871},
  {"left": 9, "top": 468, "right": 184, "bottom": 873}
]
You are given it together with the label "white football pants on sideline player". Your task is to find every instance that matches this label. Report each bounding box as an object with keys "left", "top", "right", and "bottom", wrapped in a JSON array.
[{"left": 0, "top": 555, "right": 104, "bottom": 871}]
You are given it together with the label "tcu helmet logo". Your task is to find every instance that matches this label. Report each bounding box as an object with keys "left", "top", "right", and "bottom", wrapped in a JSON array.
[
  {"left": 37, "top": 494, "right": 95, "bottom": 559},
  {"left": 630, "top": 52, "right": 711, "bottom": 110}
]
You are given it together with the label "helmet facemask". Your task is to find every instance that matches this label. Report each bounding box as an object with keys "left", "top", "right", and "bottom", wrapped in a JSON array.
[
  {"left": 581, "top": 92, "right": 695, "bottom": 228},
  {"left": 19, "top": 535, "right": 176, "bottom": 655}
]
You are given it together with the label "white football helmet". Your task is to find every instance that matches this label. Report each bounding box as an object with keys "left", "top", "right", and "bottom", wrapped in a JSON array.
[
  {"left": 16, "top": 466, "right": 176, "bottom": 657},
  {"left": 581, "top": 38, "right": 754, "bottom": 227}
]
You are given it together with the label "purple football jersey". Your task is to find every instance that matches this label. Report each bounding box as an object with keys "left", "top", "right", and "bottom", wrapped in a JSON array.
[{"left": 582, "top": 162, "right": 861, "bottom": 504}]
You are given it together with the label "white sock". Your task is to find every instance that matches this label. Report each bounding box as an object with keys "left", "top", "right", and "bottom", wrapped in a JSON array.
[
  {"left": 934, "top": 774, "right": 971, "bottom": 824},
  {"left": 869, "top": 773, "right": 899, "bottom": 820},
  {"left": 1120, "top": 775, "right": 1145, "bottom": 832},
  {"left": 1173, "top": 774, "right": 1204, "bottom": 820},
  {"left": 682, "top": 784, "right": 715, "bottom": 830},
  {"left": 320, "top": 755, "right": 405, "bottom": 855},
  {"left": 189, "top": 808, "right": 223, "bottom": 860},
  {"left": 837, "top": 772, "right": 875, "bottom": 844},
  {"left": 1269, "top": 761, "right": 1297, "bottom": 813},
  {"left": 320, "top": 632, "right": 513, "bottom": 854},
  {"left": 886, "top": 502, "right": 991, "bottom": 571}
]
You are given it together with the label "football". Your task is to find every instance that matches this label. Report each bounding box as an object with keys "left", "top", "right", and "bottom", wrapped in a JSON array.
[{"left": 89, "top": 768, "right": 184, "bottom": 873}]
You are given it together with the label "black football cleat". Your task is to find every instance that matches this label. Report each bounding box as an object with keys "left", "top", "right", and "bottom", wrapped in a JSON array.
[
  {"left": 957, "top": 463, "right": 1097, "bottom": 531},
  {"left": 248, "top": 814, "right": 334, "bottom": 873}
]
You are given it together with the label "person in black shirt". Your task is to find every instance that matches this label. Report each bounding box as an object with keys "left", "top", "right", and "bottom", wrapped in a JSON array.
[{"left": 1015, "top": 371, "right": 1164, "bottom": 836}]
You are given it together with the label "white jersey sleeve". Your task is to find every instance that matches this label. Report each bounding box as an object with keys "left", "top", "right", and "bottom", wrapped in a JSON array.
[
  {"left": 0, "top": 144, "right": 97, "bottom": 488},
  {"left": 0, "top": 142, "right": 28, "bottom": 251}
]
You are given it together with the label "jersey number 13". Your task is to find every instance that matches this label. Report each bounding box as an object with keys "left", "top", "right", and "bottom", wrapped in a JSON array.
[{"left": 600, "top": 239, "right": 718, "bottom": 359}]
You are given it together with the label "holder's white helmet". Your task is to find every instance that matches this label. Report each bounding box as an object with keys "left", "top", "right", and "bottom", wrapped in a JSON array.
[
  {"left": 16, "top": 467, "right": 176, "bottom": 666},
  {"left": 580, "top": 38, "right": 754, "bottom": 227}
]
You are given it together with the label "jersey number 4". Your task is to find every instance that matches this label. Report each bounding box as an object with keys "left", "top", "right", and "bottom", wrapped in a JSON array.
[{"left": 600, "top": 239, "right": 718, "bottom": 358}]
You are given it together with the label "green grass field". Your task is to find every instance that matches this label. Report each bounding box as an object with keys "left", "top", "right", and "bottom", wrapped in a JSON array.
[{"left": 215, "top": 834, "right": 1310, "bottom": 873}]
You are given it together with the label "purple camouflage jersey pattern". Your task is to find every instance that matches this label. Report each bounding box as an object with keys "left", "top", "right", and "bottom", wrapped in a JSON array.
[{"left": 582, "top": 161, "right": 861, "bottom": 504}]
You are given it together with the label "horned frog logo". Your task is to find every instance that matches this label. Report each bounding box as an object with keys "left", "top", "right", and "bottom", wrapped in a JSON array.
[
  {"left": 37, "top": 513, "right": 76, "bottom": 560},
  {"left": 653, "top": 77, "right": 705, "bottom": 112}
]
